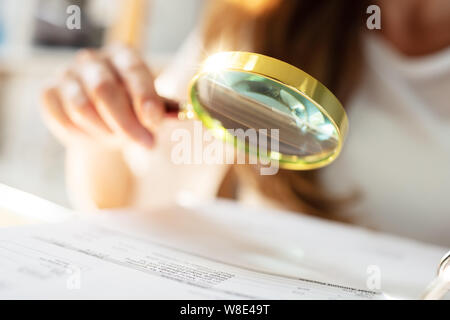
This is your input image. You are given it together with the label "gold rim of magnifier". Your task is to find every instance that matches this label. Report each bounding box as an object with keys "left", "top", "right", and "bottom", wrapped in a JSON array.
[
  {"left": 439, "top": 251, "right": 450, "bottom": 275},
  {"left": 187, "top": 51, "right": 348, "bottom": 170}
]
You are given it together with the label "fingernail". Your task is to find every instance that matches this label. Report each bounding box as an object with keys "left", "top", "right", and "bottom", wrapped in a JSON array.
[
  {"left": 81, "top": 63, "right": 114, "bottom": 89},
  {"left": 112, "top": 49, "right": 140, "bottom": 71},
  {"left": 142, "top": 100, "right": 163, "bottom": 128},
  {"left": 61, "top": 79, "right": 88, "bottom": 106}
]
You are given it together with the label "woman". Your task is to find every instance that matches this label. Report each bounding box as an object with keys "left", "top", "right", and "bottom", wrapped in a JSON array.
[{"left": 41, "top": 0, "right": 450, "bottom": 246}]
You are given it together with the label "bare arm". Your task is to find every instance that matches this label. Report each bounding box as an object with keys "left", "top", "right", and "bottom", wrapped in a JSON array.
[
  {"left": 40, "top": 46, "right": 165, "bottom": 210},
  {"left": 64, "top": 144, "right": 134, "bottom": 210}
]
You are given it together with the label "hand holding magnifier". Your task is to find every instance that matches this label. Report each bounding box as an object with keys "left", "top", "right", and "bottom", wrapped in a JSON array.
[
  {"left": 113, "top": 1, "right": 347, "bottom": 169},
  {"left": 180, "top": 51, "right": 348, "bottom": 170}
]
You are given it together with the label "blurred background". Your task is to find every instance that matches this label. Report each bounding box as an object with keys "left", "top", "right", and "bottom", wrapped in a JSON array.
[{"left": 0, "top": 0, "right": 205, "bottom": 206}]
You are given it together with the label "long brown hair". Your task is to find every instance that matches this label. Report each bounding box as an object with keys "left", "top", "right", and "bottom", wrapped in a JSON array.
[{"left": 202, "top": 0, "right": 368, "bottom": 219}]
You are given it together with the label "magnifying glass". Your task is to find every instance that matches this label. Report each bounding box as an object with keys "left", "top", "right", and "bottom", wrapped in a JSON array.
[
  {"left": 422, "top": 251, "right": 450, "bottom": 299},
  {"left": 111, "top": 5, "right": 347, "bottom": 170},
  {"left": 181, "top": 51, "right": 348, "bottom": 170}
]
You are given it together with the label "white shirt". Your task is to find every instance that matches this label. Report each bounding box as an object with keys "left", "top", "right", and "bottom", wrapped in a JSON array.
[{"left": 321, "top": 36, "right": 450, "bottom": 246}]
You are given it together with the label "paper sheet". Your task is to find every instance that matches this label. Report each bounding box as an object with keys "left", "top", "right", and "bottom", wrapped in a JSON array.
[
  {"left": 0, "top": 184, "right": 448, "bottom": 299},
  {"left": 0, "top": 219, "right": 383, "bottom": 299}
]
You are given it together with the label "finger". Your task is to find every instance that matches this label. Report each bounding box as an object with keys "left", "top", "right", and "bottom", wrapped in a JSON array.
[
  {"left": 40, "top": 86, "right": 86, "bottom": 144},
  {"left": 106, "top": 45, "right": 164, "bottom": 130},
  {"left": 76, "top": 52, "right": 155, "bottom": 148},
  {"left": 75, "top": 48, "right": 99, "bottom": 63},
  {"left": 59, "top": 70, "right": 113, "bottom": 139}
]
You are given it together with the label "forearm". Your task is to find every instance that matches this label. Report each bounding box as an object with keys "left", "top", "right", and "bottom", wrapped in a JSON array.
[{"left": 65, "top": 143, "right": 135, "bottom": 210}]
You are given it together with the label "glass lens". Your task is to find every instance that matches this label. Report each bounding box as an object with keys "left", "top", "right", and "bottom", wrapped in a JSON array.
[{"left": 192, "top": 70, "right": 339, "bottom": 162}]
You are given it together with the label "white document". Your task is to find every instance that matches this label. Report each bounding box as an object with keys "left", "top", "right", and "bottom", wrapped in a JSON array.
[
  {"left": 0, "top": 185, "right": 448, "bottom": 299},
  {"left": 0, "top": 219, "right": 384, "bottom": 299}
]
